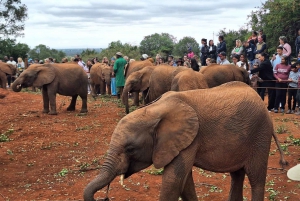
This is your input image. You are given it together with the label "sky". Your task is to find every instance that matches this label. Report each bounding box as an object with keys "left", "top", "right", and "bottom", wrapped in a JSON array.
[{"left": 18, "top": 0, "right": 266, "bottom": 49}]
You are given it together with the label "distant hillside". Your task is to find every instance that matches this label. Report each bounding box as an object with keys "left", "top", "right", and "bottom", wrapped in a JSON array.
[{"left": 56, "top": 48, "right": 103, "bottom": 56}]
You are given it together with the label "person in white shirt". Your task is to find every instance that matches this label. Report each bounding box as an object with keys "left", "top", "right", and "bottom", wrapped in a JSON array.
[
  {"left": 17, "top": 57, "right": 25, "bottom": 76},
  {"left": 218, "top": 52, "right": 230, "bottom": 65},
  {"left": 232, "top": 54, "right": 243, "bottom": 68},
  {"left": 6, "top": 57, "right": 16, "bottom": 87}
]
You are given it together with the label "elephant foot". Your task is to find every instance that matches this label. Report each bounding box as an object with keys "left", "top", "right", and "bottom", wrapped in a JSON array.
[
  {"left": 48, "top": 111, "right": 57, "bottom": 115},
  {"left": 67, "top": 107, "right": 76, "bottom": 111},
  {"left": 80, "top": 109, "right": 88, "bottom": 113},
  {"left": 42, "top": 109, "right": 50, "bottom": 113}
]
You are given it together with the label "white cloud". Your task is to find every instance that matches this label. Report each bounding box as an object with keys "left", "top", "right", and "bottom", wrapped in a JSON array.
[{"left": 17, "top": 0, "right": 266, "bottom": 49}]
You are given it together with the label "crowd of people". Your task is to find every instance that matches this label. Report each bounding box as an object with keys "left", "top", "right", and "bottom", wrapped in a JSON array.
[{"left": 2, "top": 28, "right": 300, "bottom": 114}]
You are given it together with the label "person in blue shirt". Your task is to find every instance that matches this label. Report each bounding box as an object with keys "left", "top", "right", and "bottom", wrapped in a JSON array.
[{"left": 286, "top": 64, "right": 299, "bottom": 114}]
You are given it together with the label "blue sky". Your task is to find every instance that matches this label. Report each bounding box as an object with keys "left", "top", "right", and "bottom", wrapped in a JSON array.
[{"left": 18, "top": 0, "right": 266, "bottom": 49}]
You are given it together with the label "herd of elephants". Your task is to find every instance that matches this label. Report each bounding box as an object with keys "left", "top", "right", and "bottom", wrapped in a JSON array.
[{"left": 0, "top": 59, "right": 293, "bottom": 200}]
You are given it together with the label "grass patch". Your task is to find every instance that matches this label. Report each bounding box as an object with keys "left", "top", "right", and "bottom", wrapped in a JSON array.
[
  {"left": 0, "top": 128, "right": 14, "bottom": 142},
  {"left": 275, "top": 124, "right": 288, "bottom": 134}
]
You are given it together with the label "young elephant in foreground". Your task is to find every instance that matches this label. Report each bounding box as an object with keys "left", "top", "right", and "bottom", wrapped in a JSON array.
[
  {"left": 84, "top": 81, "right": 287, "bottom": 201},
  {"left": 12, "top": 63, "right": 88, "bottom": 115}
]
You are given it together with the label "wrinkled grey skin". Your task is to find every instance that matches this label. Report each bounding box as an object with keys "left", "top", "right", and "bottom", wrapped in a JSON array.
[
  {"left": 84, "top": 82, "right": 287, "bottom": 201},
  {"left": 12, "top": 63, "right": 88, "bottom": 115}
]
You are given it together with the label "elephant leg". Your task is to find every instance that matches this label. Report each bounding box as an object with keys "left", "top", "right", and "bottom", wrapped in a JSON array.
[
  {"left": 180, "top": 171, "right": 197, "bottom": 201},
  {"left": 90, "top": 82, "right": 97, "bottom": 98},
  {"left": 48, "top": 89, "right": 57, "bottom": 115},
  {"left": 79, "top": 94, "right": 88, "bottom": 113},
  {"left": 133, "top": 92, "right": 139, "bottom": 106},
  {"left": 67, "top": 95, "right": 78, "bottom": 111},
  {"left": 42, "top": 87, "right": 50, "bottom": 113},
  {"left": 244, "top": 159, "right": 268, "bottom": 201},
  {"left": 228, "top": 168, "right": 245, "bottom": 201},
  {"left": 159, "top": 145, "right": 197, "bottom": 201},
  {"left": 106, "top": 82, "right": 111, "bottom": 95}
]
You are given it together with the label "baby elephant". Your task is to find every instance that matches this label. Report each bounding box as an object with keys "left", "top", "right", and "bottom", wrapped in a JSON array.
[
  {"left": 84, "top": 81, "right": 287, "bottom": 201},
  {"left": 12, "top": 63, "right": 88, "bottom": 115}
]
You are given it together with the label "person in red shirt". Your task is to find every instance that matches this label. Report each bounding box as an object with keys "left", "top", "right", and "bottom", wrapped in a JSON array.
[{"left": 273, "top": 56, "right": 291, "bottom": 113}]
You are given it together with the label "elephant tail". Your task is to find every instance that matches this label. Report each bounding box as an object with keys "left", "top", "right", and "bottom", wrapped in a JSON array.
[{"left": 272, "top": 132, "right": 289, "bottom": 168}]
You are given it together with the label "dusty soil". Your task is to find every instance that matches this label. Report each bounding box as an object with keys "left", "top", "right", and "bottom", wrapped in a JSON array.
[{"left": 0, "top": 89, "right": 299, "bottom": 201}]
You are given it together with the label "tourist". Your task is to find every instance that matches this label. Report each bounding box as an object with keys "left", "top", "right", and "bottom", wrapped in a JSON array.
[
  {"left": 218, "top": 52, "right": 230, "bottom": 65},
  {"left": 208, "top": 40, "right": 217, "bottom": 60},
  {"left": 113, "top": 52, "right": 127, "bottom": 99},
  {"left": 231, "top": 39, "right": 244, "bottom": 57},
  {"left": 273, "top": 56, "right": 291, "bottom": 113},
  {"left": 279, "top": 36, "right": 292, "bottom": 64},
  {"left": 286, "top": 64, "right": 299, "bottom": 114},
  {"left": 250, "top": 52, "right": 275, "bottom": 111},
  {"left": 216, "top": 35, "right": 226, "bottom": 63}
]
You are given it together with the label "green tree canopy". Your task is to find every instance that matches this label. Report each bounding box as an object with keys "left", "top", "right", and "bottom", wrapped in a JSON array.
[
  {"left": 0, "top": 38, "right": 29, "bottom": 59},
  {"left": 247, "top": 0, "right": 300, "bottom": 56},
  {"left": 0, "top": 0, "right": 28, "bottom": 37},
  {"left": 139, "top": 33, "right": 176, "bottom": 58},
  {"left": 28, "top": 44, "right": 66, "bottom": 61},
  {"left": 173, "top": 36, "right": 200, "bottom": 57},
  {"left": 96, "top": 40, "right": 140, "bottom": 61}
]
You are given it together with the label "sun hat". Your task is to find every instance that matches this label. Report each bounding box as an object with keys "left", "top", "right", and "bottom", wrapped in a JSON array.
[
  {"left": 287, "top": 164, "right": 300, "bottom": 181},
  {"left": 116, "top": 52, "right": 122, "bottom": 56},
  {"left": 142, "top": 54, "right": 148, "bottom": 59}
]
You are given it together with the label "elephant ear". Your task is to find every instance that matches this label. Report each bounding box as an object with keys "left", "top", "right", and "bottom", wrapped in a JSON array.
[
  {"left": 32, "top": 65, "right": 55, "bottom": 87},
  {"left": 140, "top": 70, "right": 152, "bottom": 91},
  {"left": 1, "top": 63, "right": 14, "bottom": 74},
  {"left": 151, "top": 94, "right": 199, "bottom": 168}
]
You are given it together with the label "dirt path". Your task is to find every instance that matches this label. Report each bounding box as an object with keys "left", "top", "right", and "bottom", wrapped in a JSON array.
[{"left": 0, "top": 90, "right": 299, "bottom": 201}]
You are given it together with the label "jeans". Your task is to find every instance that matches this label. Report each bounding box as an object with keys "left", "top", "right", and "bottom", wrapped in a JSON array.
[
  {"left": 287, "top": 86, "right": 297, "bottom": 110},
  {"left": 274, "top": 82, "right": 288, "bottom": 110},
  {"left": 111, "top": 78, "right": 117, "bottom": 95}
]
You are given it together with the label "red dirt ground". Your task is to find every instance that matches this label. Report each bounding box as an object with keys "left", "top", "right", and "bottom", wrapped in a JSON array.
[{"left": 0, "top": 89, "right": 299, "bottom": 201}]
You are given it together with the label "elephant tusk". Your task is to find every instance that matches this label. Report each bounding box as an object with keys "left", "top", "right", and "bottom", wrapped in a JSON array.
[
  {"left": 16, "top": 84, "right": 21, "bottom": 89},
  {"left": 120, "top": 174, "right": 125, "bottom": 186}
]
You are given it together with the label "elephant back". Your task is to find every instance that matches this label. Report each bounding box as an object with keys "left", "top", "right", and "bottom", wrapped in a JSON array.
[
  {"left": 0, "top": 63, "right": 16, "bottom": 75},
  {"left": 125, "top": 59, "right": 153, "bottom": 78}
]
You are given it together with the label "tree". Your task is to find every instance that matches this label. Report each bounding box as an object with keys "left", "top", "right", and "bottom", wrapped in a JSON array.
[
  {"left": 0, "top": 38, "right": 29, "bottom": 59},
  {"left": 28, "top": 44, "right": 66, "bottom": 61},
  {"left": 139, "top": 33, "right": 176, "bottom": 58},
  {"left": 173, "top": 36, "right": 200, "bottom": 57},
  {"left": 247, "top": 0, "right": 300, "bottom": 56},
  {"left": 95, "top": 40, "right": 140, "bottom": 61},
  {"left": 0, "top": 0, "right": 28, "bottom": 37}
]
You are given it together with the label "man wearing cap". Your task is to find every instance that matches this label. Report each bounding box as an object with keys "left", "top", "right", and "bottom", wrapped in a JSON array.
[
  {"left": 218, "top": 52, "right": 230, "bottom": 65},
  {"left": 113, "top": 52, "right": 127, "bottom": 99},
  {"left": 141, "top": 54, "right": 148, "bottom": 61}
]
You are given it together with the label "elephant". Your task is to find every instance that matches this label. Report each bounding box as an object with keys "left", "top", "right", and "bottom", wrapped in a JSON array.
[
  {"left": 90, "top": 63, "right": 112, "bottom": 97},
  {"left": 124, "top": 59, "right": 154, "bottom": 106},
  {"left": 171, "top": 70, "right": 209, "bottom": 91},
  {"left": 0, "top": 63, "right": 16, "bottom": 89},
  {"left": 147, "top": 65, "right": 177, "bottom": 102},
  {"left": 12, "top": 63, "right": 88, "bottom": 115},
  {"left": 122, "top": 66, "right": 156, "bottom": 114},
  {"left": 84, "top": 81, "right": 287, "bottom": 201},
  {"left": 199, "top": 64, "right": 250, "bottom": 88}
]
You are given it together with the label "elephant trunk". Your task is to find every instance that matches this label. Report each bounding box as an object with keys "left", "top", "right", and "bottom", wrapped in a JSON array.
[
  {"left": 122, "top": 86, "right": 129, "bottom": 114},
  {"left": 11, "top": 79, "right": 23, "bottom": 92},
  {"left": 83, "top": 169, "right": 116, "bottom": 201}
]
